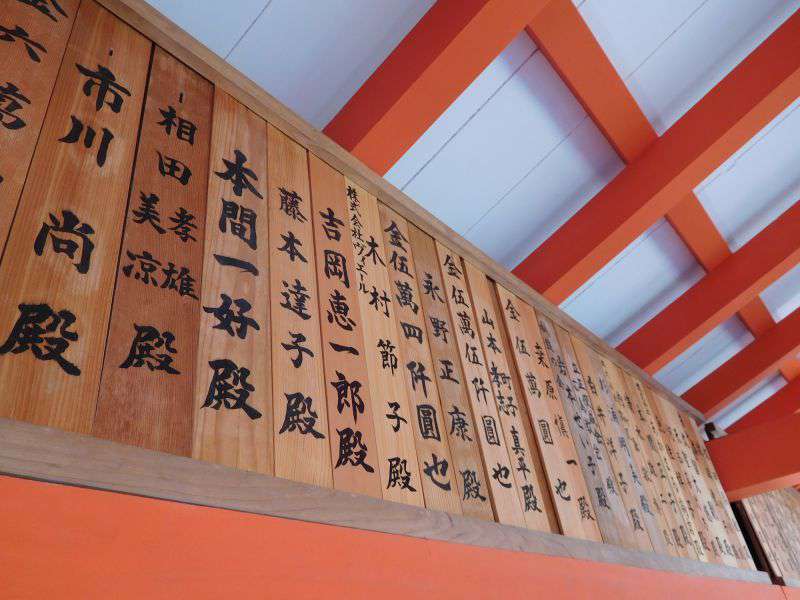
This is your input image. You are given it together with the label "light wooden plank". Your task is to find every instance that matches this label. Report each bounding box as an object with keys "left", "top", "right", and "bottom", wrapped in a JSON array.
[
  {"left": 407, "top": 224, "right": 494, "bottom": 521},
  {"left": 193, "top": 89, "right": 271, "bottom": 474},
  {"left": 308, "top": 153, "right": 381, "bottom": 498},
  {"left": 346, "top": 181, "right": 423, "bottom": 506},
  {"left": 437, "top": 242, "right": 525, "bottom": 528},
  {"left": 462, "top": 261, "right": 555, "bottom": 532},
  {"left": 0, "top": 0, "right": 80, "bottom": 251},
  {"left": 0, "top": 0, "right": 150, "bottom": 431},
  {"left": 267, "top": 124, "right": 332, "bottom": 488},
  {"left": 569, "top": 334, "right": 659, "bottom": 553},
  {"left": 536, "top": 315, "right": 638, "bottom": 548},
  {"left": 378, "top": 204, "right": 462, "bottom": 515},
  {"left": 0, "top": 418, "right": 773, "bottom": 585},
  {"left": 496, "top": 283, "right": 603, "bottom": 541},
  {"left": 93, "top": 46, "right": 212, "bottom": 455},
  {"left": 601, "top": 359, "right": 683, "bottom": 558}
]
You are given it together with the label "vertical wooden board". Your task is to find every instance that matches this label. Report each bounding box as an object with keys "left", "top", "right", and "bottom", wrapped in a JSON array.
[
  {"left": 267, "top": 124, "right": 331, "bottom": 488},
  {"left": 436, "top": 241, "right": 525, "bottom": 527},
  {"left": 601, "top": 358, "right": 682, "bottom": 558},
  {"left": 407, "top": 224, "right": 494, "bottom": 521},
  {"left": 680, "top": 412, "right": 756, "bottom": 569},
  {"left": 0, "top": 0, "right": 150, "bottom": 431},
  {"left": 487, "top": 278, "right": 560, "bottom": 534},
  {"left": 496, "top": 284, "right": 602, "bottom": 542},
  {"left": 536, "top": 316, "right": 636, "bottom": 548},
  {"left": 635, "top": 382, "right": 707, "bottom": 562},
  {"left": 568, "top": 335, "right": 657, "bottom": 554},
  {"left": 377, "top": 204, "right": 462, "bottom": 515},
  {"left": 193, "top": 89, "right": 271, "bottom": 474},
  {"left": 462, "top": 260, "right": 554, "bottom": 532},
  {"left": 346, "top": 180, "right": 422, "bottom": 506},
  {"left": 620, "top": 370, "right": 698, "bottom": 560},
  {"left": 0, "top": 0, "right": 80, "bottom": 251},
  {"left": 93, "top": 46, "right": 212, "bottom": 455},
  {"left": 308, "top": 153, "right": 381, "bottom": 498}
]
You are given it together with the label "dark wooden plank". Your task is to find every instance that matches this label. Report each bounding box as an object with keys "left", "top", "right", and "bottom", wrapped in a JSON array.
[{"left": 93, "top": 45, "right": 212, "bottom": 455}]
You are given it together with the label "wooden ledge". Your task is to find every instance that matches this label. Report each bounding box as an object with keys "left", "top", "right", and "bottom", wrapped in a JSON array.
[{"left": 0, "top": 418, "right": 768, "bottom": 585}]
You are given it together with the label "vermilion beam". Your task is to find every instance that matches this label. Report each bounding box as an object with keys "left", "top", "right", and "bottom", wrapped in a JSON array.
[
  {"left": 513, "top": 11, "right": 800, "bottom": 303},
  {"left": 707, "top": 412, "right": 800, "bottom": 501},
  {"left": 666, "top": 194, "right": 800, "bottom": 381},
  {"left": 617, "top": 199, "right": 800, "bottom": 374},
  {"left": 683, "top": 305, "right": 800, "bottom": 418},
  {"left": 727, "top": 377, "right": 800, "bottom": 433},
  {"left": 524, "top": 0, "right": 656, "bottom": 163},
  {"left": 323, "top": 0, "right": 551, "bottom": 175}
]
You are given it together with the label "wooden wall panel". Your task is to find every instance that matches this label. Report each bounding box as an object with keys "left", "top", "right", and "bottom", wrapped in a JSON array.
[
  {"left": 308, "top": 153, "right": 381, "bottom": 498},
  {"left": 462, "top": 261, "right": 555, "bottom": 532},
  {"left": 0, "top": 0, "right": 150, "bottom": 431},
  {"left": 193, "top": 89, "right": 271, "bottom": 474},
  {"left": 536, "top": 315, "right": 638, "bottom": 548},
  {"left": 378, "top": 205, "right": 462, "bottom": 515},
  {"left": 346, "top": 181, "right": 423, "bottom": 507},
  {"left": 602, "top": 359, "right": 682, "bottom": 557},
  {"left": 94, "top": 46, "right": 212, "bottom": 455},
  {"left": 0, "top": 0, "right": 80, "bottom": 250},
  {"left": 496, "top": 283, "right": 602, "bottom": 541},
  {"left": 569, "top": 335, "right": 657, "bottom": 553},
  {"left": 408, "top": 224, "right": 494, "bottom": 521},
  {"left": 268, "top": 124, "right": 332, "bottom": 488},
  {"left": 437, "top": 242, "right": 526, "bottom": 527},
  {"left": 621, "top": 371, "right": 698, "bottom": 560}
]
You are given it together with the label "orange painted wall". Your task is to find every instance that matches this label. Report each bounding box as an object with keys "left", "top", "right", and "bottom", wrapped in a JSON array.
[{"left": 0, "top": 475, "right": 789, "bottom": 599}]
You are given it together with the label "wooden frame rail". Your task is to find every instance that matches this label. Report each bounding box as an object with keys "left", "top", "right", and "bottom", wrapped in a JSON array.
[{"left": 0, "top": 418, "right": 770, "bottom": 585}]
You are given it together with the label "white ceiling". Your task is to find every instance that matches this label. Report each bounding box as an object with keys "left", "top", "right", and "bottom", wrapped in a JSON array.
[{"left": 146, "top": 0, "right": 800, "bottom": 428}]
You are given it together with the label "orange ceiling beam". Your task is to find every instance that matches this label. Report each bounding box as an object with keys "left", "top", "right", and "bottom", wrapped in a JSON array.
[
  {"left": 727, "top": 377, "right": 800, "bottom": 433},
  {"left": 523, "top": 0, "right": 800, "bottom": 389},
  {"left": 524, "top": 0, "right": 656, "bottom": 163},
  {"left": 683, "top": 305, "right": 800, "bottom": 418},
  {"left": 323, "top": 0, "right": 551, "bottom": 176},
  {"left": 707, "top": 412, "right": 800, "bottom": 501},
  {"left": 617, "top": 199, "right": 800, "bottom": 374},
  {"left": 512, "top": 11, "right": 800, "bottom": 304}
]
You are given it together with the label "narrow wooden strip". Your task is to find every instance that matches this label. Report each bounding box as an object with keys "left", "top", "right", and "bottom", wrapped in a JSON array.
[
  {"left": 308, "top": 153, "right": 381, "bottom": 497},
  {"left": 407, "top": 224, "right": 494, "bottom": 521},
  {"left": 0, "top": 0, "right": 151, "bottom": 431},
  {"left": 462, "top": 261, "right": 555, "bottom": 532},
  {"left": 0, "top": 418, "right": 772, "bottom": 585},
  {"left": 267, "top": 124, "right": 332, "bottom": 488},
  {"left": 378, "top": 204, "right": 462, "bottom": 515},
  {"left": 496, "top": 283, "right": 602, "bottom": 541},
  {"left": 436, "top": 242, "right": 525, "bottom": 527},
  {"left": 346, "top": 181, "right": 423, "bottom": 506},
  {"left": 193, "top": 89, "right": 271, "bottom": 473},
  {"left": 0, "top": 0, "right": 80, "bottom": 251},
  {"left": 536, "top": 315, "right": 638, "bottom": 549},
  {"left": 94, "top": 45, "right": 212, "bottom": 455},
  {"left": 569, "top": 334, "right": 657, "bottom": 554}
]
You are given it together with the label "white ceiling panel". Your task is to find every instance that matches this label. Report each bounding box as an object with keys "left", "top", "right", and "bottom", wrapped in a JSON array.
[
  {"left": 398, "top": 44, "right": 589, "bottom": 236},
  {"left": 714, "top": 373, "right": 786, "bottom": 430},
  {"left": 385, "top": 33, "right": 537, "bottom": 190},
  {"left": 654, "top": 316, "right": 754, "bottom": 395},
  {"left": 561, "top": 219, "right": 705, "bottom": 346},
  {"left": 696, "top": 98, "right": 800, "bottom": 251},
  {"left": 580, "top": 0, "right": 800, "bottom": 133},
  {"left": 145, "top": 0, "right": 268, "bottom": 57},
  {"left": 464, "top": 116, "right": 622, "bottom": 269},
  {"left": 761, "top": 263, "right": 800, "bottom": 322},
  {"left": 227, "top": 0, "right": 433, "bottom": 128}
]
